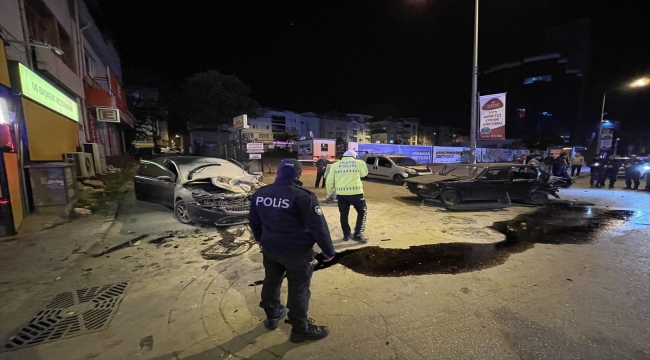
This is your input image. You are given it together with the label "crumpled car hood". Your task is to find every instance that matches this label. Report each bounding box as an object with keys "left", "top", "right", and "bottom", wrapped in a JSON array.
[
  {"left": 182, "top": 174, "right": 263, "bottom": 194},
  {"left": 404, "top": 174, "right": 465, "bottom": 184}
]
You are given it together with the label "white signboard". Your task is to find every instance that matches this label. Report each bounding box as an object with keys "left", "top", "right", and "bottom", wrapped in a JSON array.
[
  {"left": 233, "top": 114, "right": 248, "bottom": 130},
  {"left": 433, "top": 147, "right": 469, "bottom": 163},
  {"left": 246, "top": 142, "right": 264, "bottom": 153},
  {"left": 249, "top": 153, "right": 262, "bottom": 160},
  {"left": 479, "top": 93, "right": 506, "bottom": 140}
]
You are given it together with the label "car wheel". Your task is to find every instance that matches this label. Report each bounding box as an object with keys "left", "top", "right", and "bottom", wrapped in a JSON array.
[
  {"left": 526, "top": 190, "right": 549, "bottom": 205},
  {"left": 174, "top": 200, "right": 194, "bottom": 224},
  {"left": 440, "top": 190, "right": 460, "bottom": 205},
  {"left": 393, "top": 174, "right": 405, "bottom": 185}
]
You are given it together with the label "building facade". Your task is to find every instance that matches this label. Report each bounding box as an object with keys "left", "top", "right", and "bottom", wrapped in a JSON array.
[
  {"left": 0, "top": 0, "right": 131, "bottom": 232},
  {"left": 371, "top": 118, "right": 420, "bottom": 145}
]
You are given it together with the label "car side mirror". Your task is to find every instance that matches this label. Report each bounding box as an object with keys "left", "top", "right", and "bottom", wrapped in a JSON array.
[{"left": 157, "top": 175, "right": 173, "bottom": 182}]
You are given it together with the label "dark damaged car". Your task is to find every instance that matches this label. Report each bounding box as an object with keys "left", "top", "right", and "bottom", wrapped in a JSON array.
[
  {"left": 404, "top": 163, "right": 559, "bottom": 210},
  {"left": 134, "top": 156, "right": 263, "bottom": 226}
]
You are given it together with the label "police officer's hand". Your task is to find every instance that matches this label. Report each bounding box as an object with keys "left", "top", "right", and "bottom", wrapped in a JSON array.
[{"left": 322, "top": 253, "right": 334, "bottom": 262}]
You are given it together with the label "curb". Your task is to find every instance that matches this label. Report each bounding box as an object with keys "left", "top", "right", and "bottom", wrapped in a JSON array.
[{"left": 75, "top": 201, "right": 121, "bottom": 257}]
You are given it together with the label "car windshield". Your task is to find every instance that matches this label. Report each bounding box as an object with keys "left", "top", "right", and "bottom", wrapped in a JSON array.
[
  {"left": 389, "top": 157, "right": 420, "bottom": 166},
  {"left": 185, "top": 163, "right": 245, "bottom": 180},
  {"left": 441, "top": 165, "right": 482, "bottom": 179}
]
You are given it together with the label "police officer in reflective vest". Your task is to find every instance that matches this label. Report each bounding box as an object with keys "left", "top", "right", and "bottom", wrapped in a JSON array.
[
  {"left": 326, "top": 150, "right": 369, "bottom": 242},
  {"left": 249, "top": 159, "right": 335, "bottom": 343}
]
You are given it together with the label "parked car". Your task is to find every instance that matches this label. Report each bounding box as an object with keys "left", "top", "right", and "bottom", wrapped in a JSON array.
[
  {"left": 404, "top": 163, "right": 558, "bottom": 207},
  {"left": 134, "top": 156, "right": 263, "bottom": 226},
  {"left": 360, "top": 154, "right": 433, "bottom": 185}
]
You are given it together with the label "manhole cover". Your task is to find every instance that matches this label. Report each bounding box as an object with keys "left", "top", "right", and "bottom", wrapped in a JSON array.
[
  {"left": 201, "top": 241, "right": 252, "bottom": 260},
  {"left": 440, "top": 226, "right": 490, "bottom": 238},
  {"left": 1, "top": 282, "right": 129, "bottom": 352}
]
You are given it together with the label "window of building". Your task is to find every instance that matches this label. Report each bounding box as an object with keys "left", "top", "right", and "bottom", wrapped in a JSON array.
[
  {"left": 84, "top": 50, "right": 96, "bottom": 77},
  {"left": 259, "top": 134, "right": 270, "bottom": 139},
  {"left": 24, "top": 0, "right": 76, "bottom": 72},
  {"left": 352, "top": 130, "right": 357, "bottom": 136},
  {"left": 523, "top": 75, "right": 552, "bottom": 84},
  {"left": 252, "top": 124, "right": 257, "bottom": 129}
]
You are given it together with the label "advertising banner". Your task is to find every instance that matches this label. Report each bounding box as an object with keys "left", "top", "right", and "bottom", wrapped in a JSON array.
[
  {"left": 479, "top": 93, "right": 506, "bottom": 140},
  {"left": 432, "top": 147, "right": 469, "bottom": 163},
  {"left": 16, "top": 63, "right": 79, "bottom": 122},
  {"left": 351, "top": 143, "right": 432, "bottom": 164}
]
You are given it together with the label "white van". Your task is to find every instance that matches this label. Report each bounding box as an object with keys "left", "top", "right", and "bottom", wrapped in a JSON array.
[{"left": 360, "top": 154, "right": 433, "bottom": 185}]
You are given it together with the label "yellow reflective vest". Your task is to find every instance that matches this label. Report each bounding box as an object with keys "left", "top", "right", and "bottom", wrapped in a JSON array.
[{"left": 326, "top": 157, "right": 368, "bottom": 196}]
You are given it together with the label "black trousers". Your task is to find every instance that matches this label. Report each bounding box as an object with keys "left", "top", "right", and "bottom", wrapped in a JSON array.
[
  {"left": 590, "top": 169, "right": 604, "bottom": 187},
  {"left": 260, "top": 250, "right": 314, "bottom": 330},
  {"left": 602, "top": 169, "right": 617, "bottom": 187},
  {"left": 625, "top": 171, "right": 641, "bottom": 189},
  {"left": 337, "top": 194, "right": 367, "bottom": 237},
  {"left": 571, "top": 165, "right": 582, "bottom": 176},
  {"left": 315, "top": 172, "right": 326, "bottom": 188}
]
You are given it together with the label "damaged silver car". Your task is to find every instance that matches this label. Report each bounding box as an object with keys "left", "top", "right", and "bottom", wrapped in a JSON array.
[{"left": 134, "top": 156, "right": 264, "bottom": 226}]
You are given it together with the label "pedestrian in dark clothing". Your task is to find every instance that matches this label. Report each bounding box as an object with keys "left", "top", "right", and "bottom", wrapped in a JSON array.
[
  {"left": 249, "top": 159, "right": 335, "bottom": 343},
  {"left": 543, "top": 155, "right": 554, "bottom": 174},
  {"left": 589, "top": 157, "right": 605, "bottom": 188},
  {"left": 624, "top": 154, "right": 643, "bottom": 190},
  {"left": 314, "top": 155, "right": 330, "bottom": 188},
  {"left": 552, "top": 153, "right": 569, "bottom": 177},
  {"left": 602, "top": 155, "right": 619, "bottom": 188}
]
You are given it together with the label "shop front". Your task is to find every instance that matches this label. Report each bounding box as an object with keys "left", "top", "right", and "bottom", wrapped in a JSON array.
[
  {"left": 84, "top": 68, "right": 135, "bottom": 157},
  {"left": 0, "top": 41, "right": 25, "bottom": 233}
]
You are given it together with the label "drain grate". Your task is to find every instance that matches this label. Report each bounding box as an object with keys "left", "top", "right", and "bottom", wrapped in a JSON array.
[
  {"left": 201, "top": 241, "right": 252, "bottom": 260},
  {"left": 1, "top": 282, "right": 129, "bottom": 352}
]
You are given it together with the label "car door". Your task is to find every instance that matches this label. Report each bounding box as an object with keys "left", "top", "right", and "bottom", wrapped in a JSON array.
[
  {"left": 365, "top": 157, "right": 378, "bottom": 178},
  {"left": 473, "top": 167, "right": 512, "bottom": 200},
  {"left": 134, "top": 160, "right": 176, "bottom": 205},
  {"left": 510, "top": 166, "right": 539, "bottom": 200},
  {"left": 375, "top": 157, "right": 394, "bottom": 180},
  {"left": 160, "top": 160, "right": 181, "bottom": 207}
]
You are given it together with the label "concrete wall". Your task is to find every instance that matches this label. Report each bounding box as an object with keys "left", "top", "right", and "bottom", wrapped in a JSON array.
[{"left": 0, "top": 0, "right": 29, "bottom": 65}]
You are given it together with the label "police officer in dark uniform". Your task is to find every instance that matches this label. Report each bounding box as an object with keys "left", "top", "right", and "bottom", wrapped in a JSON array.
[
  {"left": 249, "top": 159, "right": 335, "bottom": 343},
  {"left": 589, "top": 156, "right": 605, "bottom": 188},
  {"left": 624, "top": 154, "right": 643, "bottom": 190},
  {"left": 602, "top": 155, "right": 619, "bottom": 188}
]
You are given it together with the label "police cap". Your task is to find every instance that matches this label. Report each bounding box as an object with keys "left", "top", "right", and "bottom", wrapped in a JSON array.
[{"left": 278, "top": 158, "right": 303, "bottom": 176}]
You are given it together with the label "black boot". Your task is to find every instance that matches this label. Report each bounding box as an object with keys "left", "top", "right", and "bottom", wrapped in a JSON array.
[{"left": 289, "top": 318, "right": 330, "bottom": 343}]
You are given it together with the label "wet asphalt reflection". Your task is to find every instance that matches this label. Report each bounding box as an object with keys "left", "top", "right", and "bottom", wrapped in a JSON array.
[{"left": 315, "top": 205, "right": 634, "bottom": 277}]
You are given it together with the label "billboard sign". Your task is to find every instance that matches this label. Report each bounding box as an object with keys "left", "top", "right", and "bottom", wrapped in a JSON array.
[
  {"left": 96, "top": 107, "right": 120, "bottom": 123},
  {"left": 233, "top": 114, "right": 248, "bottom": 130},
  {"left": 16, "top": 63, "right": 79, "bottom": 121},
  {"left": 479, "top": 93, "right": 506, "bottom": 140},
  {"left": 246, "top": 142, "right": 264, "bottom": 153},
  {"left": 350, "top": 143, "right": 432, "bottom": 164},
  {"left": 433, "top": 147, "right": 469, "bottom": 163}
]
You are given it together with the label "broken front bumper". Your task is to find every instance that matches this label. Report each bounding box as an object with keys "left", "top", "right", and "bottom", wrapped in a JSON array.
[{"left": 186, "top": 202, "right": 249, "bottom": 226}]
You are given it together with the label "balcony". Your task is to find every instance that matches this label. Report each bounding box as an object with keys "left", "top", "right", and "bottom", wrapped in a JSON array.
[{"left": 35, "top": 47, "right": 84, "bottom": 99}]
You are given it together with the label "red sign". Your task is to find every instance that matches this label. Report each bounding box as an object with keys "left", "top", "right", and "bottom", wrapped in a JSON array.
[
  {"left": 97, "top": 107, "right": 120, "bottom": 123},
  {"left": 86, "top": 107, "right": 98, "bottom": 143},
  {"left": 108, "top": 68, "right": 127, "bottom": 112}
]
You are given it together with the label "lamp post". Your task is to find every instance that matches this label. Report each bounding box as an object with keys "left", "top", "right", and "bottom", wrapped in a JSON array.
[
  {"left": 596, "top": 78, "right": 649, "bottom": 155},
  {"left": 469, "top": 0, "right": 479, "bottom": 164}
]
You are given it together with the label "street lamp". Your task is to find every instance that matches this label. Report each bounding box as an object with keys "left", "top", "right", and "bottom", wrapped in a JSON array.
[
  {"left": 3, "top": 39, "right": 64, "bottom": 55},
  {"left": 596, "top": 77, "right": 649, "bottom": 155}
]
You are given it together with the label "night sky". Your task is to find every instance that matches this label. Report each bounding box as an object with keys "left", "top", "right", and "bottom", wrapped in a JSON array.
[{"left": 95, "top": 0, "right": 650, "bottom": 129}]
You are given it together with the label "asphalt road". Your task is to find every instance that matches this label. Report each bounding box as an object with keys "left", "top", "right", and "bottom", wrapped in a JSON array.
[{"left": 3, "top": 172, "right": 649, "bottom": 359}]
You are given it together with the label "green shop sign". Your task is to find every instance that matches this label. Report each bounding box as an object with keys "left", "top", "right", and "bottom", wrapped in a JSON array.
[{"left": 16, "top": 63, "right": 79, "bottom": 122}]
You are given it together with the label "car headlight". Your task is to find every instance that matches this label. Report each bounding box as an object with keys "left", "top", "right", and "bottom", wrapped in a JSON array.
[
  {"left": 405, "top": 168, "right": 417, "bottom": 174},
  {"left": 417, "top": 184, "right": 428, "bottom": 189},
  {"left": 644, "top": 166, "right": 650, "bottom": 171}
]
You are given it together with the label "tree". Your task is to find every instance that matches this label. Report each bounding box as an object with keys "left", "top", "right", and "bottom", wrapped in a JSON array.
[{"left": 177, "top": 70, "right": 260, "bottom": 129}]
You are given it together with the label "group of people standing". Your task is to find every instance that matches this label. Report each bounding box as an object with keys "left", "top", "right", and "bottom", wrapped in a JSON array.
[{"left": 588, "top": 154, "right": 647, "bottom": 190}]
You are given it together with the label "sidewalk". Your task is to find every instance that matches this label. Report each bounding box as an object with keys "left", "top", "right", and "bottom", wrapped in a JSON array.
[{"left": 0, "top": 203, "right": 119, "bottom": 344}]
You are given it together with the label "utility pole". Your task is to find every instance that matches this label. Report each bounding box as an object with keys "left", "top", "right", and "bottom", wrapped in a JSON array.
[{"left": 469, "top": 0, "right": 479, "bottom": 164}]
